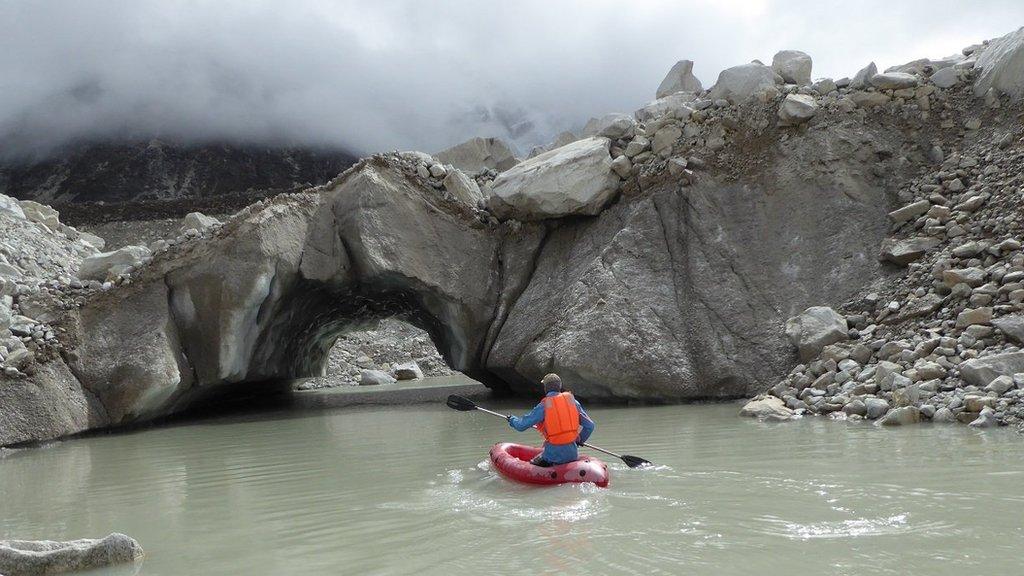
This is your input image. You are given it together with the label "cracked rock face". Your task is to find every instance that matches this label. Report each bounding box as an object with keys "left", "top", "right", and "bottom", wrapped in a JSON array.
[{"left": 487, "top": 164, "right": 889, "bottom": 399}]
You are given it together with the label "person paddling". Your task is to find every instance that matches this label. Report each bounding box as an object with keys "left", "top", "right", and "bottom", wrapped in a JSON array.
[{"left": 507, "top": 373, "right": 595, "bottom": 467}]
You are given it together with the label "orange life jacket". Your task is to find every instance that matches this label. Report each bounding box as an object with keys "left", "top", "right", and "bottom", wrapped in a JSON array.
[{"left": 537, "top": 392, "right": 580, "bottom": 445}]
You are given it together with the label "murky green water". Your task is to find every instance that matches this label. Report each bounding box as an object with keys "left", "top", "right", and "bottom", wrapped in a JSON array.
[{"left": 3, "top": 389, "right": 1024, "bottom": 575}]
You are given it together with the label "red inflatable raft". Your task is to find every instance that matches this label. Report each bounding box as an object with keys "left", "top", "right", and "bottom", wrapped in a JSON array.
[{"left": 489, "top": 443, "right": 609, "bottom": 488}]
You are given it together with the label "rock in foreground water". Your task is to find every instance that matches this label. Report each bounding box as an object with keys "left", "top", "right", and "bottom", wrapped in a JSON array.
[{"left": 0, "top": 533, "right": 143, "bottom": 576}]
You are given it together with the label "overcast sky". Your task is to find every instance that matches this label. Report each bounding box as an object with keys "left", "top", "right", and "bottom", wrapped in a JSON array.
[{"left": 1, "top": 0, "right": 1022, "bottom": 161}]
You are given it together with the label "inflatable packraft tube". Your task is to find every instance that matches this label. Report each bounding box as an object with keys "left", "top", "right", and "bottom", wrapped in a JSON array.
[{"left": 489, "top": 443, "right": 609, "bottom": 488}]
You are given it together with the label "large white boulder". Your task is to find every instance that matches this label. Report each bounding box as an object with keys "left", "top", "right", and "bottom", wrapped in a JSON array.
[
  {"left": 785, "top": 306, "right": 849, "bottom": 361},
  {"left": 708, "top": 63, "right": 777, "bottom": 104},
  {"left": 435, "top": 137, "right": 518, "bottom": 174},
  {"left": 79, "top": 245, "right": 152, "bottom": 281},
  {"left": 581, "top": 113, "right": 637, "bottom": 140},
  {"left": 974, "top": 27, "right": 1024, "bottom": 99},
  {"left": 777, "top": 94, "right": 818, "bottom": 126},
  {"left": 772, "top": 50, "right": 812, "bottom": 85},
  {"left": 486, "top": 136, "right": 618, "bottom": 221},
  {"left": 634, "top": 91, "right": 697, "bottom": 122},
  {"left": 656, "top": 59, "right": 703, "bottom": 98}
]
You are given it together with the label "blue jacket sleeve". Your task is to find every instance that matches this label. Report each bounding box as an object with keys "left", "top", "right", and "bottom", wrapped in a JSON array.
[
  {"left": 509, "top": 402, "right": 545, "bottom": 431},
  {"left": 576, "top": 401, "right": 595, "bottom": 443}
]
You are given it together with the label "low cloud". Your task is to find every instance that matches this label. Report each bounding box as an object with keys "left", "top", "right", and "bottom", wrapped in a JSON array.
[{"left": 1, "top": 0, "right": 1021, "bottom": 161}]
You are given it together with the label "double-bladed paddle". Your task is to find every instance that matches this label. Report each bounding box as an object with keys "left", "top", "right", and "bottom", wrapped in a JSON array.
[{"left": 445, "top": 394, "right": 652, "bottom": 468}]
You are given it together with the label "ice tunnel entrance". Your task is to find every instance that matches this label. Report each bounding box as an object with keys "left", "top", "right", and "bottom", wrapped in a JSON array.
[{"left": 295, "top": 317, "right": 458, "bottom": 390}]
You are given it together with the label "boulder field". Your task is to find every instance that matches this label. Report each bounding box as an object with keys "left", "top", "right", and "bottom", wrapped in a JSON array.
[{"left": 3, "top": 27, "right": 1024, "bottom": 445}]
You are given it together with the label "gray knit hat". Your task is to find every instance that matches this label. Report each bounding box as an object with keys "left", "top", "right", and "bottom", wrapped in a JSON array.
[{"left": 541, "top": 373, "right": 562, "bottom": 392}]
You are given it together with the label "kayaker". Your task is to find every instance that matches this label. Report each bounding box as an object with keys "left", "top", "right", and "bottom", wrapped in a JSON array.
[{"left": 507, "top": 373, "right": 595, "bottom": 467}]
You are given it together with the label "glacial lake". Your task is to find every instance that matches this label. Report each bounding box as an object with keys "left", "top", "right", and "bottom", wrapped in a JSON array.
[{"left": 2, "top": 383, "right": 1024, "bottom": 575}]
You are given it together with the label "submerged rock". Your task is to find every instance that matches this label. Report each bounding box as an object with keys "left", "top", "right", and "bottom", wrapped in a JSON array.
[{"left": 0, "top": 533, "right": 143, "bottom": 575}]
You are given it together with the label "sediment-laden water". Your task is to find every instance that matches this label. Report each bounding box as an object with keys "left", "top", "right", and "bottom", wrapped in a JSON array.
[{"left": 3, "top": 386, "right": 1023, "bottom": 575}]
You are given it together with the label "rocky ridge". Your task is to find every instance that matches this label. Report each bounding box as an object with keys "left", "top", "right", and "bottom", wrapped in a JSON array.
[{"left": 3, "top": 27, "right": 1024, "bottom": 445}]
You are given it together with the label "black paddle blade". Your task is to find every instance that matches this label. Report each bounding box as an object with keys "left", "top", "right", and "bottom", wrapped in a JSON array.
[
  {"left": 622, "top": 455, "right": 652, "bottom": 469},
  {"left": 446, "top": 394, "right": 478, "bottom": 411}
]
